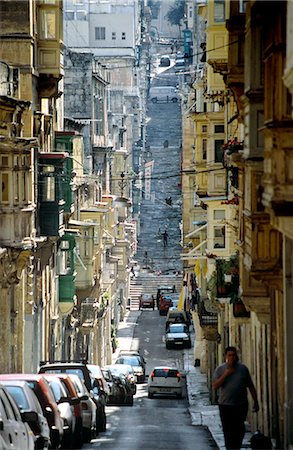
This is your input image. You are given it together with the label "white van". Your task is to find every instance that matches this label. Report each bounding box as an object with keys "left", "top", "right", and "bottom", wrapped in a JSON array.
[{"left": 149, "top": 86, "right": 179, "bottom": 103}]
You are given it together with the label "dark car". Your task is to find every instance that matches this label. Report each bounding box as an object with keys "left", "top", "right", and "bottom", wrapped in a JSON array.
[
  {"left": 39, "top": 362, "right": 106, "bottom": 433},
  {"left": 101, "top": 369, "right": 123, "bottom": 405},
  {"left": 115, "top": 355, "right": 145, "bottom": 383},
  {"left": 118, "top": 350, "right": 146, "bottom": 375},
  {"left": 0, "top": 374, "right": 63, "bottom": 449},
  {"left": 1, "top": 380, "right": 50, "bottom": 450},
  {"left": 139, "top": 293, "right": 155, "bottom": 310},
  {"left": 104, "top": 365, "right": 135, "bottom": 406}
]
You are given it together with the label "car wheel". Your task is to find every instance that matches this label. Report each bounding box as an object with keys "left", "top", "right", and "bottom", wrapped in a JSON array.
[
  {"left": 148, "top": 391, "right": 154, "bottom": 398},
  {"left": 83, "top": 427, "right": 92, "bottom": 444},
  {"left": 166, "top": 343, "right": 170, "bottom": 349},
  {"left": 126, "top": 395, "right": 134, "bottom": 406},
  {"left": 172, "top": 98, "right": 178, "bottom": 102}
]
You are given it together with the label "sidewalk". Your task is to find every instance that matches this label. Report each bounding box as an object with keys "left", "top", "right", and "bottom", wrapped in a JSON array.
[
  {"left": 184, "top": 332, "right": 254, "bottom": 450},
  {"left": 113, "top": 310, "right": 253, "bottom": 450}
]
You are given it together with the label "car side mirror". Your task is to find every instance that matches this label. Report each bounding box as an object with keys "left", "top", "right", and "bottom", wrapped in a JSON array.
[
  {"left": 21, "top": 411, "right": 38, "bottom": 423},
  {"left": 70, "top": 397, "right": 80, "bottom": 405},
  {"left": 58, "top": 396, "right": 70, "bottom": 404}
]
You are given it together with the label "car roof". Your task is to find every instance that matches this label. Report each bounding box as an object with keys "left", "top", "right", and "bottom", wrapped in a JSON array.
[
  {"left": 151, "top": 366, "right": 180, "bottom": 371},
  {"left": 0, "top": 374, "right": 45, "bottom": 381}
]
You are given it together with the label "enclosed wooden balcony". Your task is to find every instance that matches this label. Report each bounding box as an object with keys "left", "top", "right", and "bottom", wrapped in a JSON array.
[
  {"left": 263, "top": 127, "right": 293, "bottom": 217},
  {"left": 244, "top": 212, "right": 282, "bottom": 288}
]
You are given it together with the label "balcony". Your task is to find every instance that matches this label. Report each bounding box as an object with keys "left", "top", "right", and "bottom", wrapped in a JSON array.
[
  {"left": 197, "top": 297, "right": 219, "bottom": 341},
  {"left": 244, "top": 212, "right": 282, "bottom": 287},
  {"left": 80, "top": 298, "right": 98, "bottom": 329},
  {"left": 38, "top": 152, "right": 73, "bottom": 235},
  {"left": 37, "top": 1, "right": 64, "bottom": 98},
  {"left": 263, "top": 126, "right": 293, "bottom": 217}
]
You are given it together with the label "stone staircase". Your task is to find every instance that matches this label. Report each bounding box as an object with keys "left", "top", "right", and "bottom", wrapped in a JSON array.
[{"left": 129, "top": 271, "right": 182, "bottom": 310}]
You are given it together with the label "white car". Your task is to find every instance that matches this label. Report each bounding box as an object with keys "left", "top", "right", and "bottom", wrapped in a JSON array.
[
  {"left": 147, "top": 367, "right": 183, "bottom": 398},
  {"left": 165, "top": 323, "right": 191, "bottom": 349},
  {"left": 0, "top": 384, "right": 35, "bottom": 450}
]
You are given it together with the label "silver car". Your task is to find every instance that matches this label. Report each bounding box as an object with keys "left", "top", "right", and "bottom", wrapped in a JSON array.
[
  {"left": 1, "top": 380, "right": 50, "bottom": 450},
  {"left": 0, "top": 383, "right": 35, "bottom": 450},
  {"left": 67, "top": 374, "right": 96, "bottom": 443}
]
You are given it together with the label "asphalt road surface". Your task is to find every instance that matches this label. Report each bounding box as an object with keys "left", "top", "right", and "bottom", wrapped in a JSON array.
[{"left": 85, "top": 310, "right": 218, "bottom": 449}]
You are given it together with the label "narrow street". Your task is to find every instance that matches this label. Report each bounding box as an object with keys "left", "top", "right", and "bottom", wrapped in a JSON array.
[
  {"left": 136, "top": 63, "right": 182, "bottom": 274},
  {"left": 85, "top": 310, "right": 218, "bottom": 449}
]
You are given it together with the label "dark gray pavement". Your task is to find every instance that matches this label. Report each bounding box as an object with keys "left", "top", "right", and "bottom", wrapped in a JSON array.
[{"left": 114, "top": 309, "right": 254, "bottom": 450}]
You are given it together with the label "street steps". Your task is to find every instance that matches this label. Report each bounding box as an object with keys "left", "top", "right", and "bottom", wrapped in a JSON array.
[{"left": 129, "top": 272, "right": 182, "bottom": 310}]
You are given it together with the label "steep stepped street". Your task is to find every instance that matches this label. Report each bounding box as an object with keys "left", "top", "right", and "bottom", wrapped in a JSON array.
[
  {"left": 136, "top": 66, "right": 182, "bottom": 275},
  {"left": 129, "top": 272, "right": 183, "bottom": 309}
]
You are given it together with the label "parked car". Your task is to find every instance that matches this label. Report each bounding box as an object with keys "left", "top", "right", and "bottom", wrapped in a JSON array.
[
  {"left": 149, "top": 86, "right": 178, "bottom": 103},
  {"left": 115, "top": 355, "right": 145, "bottom": 383},
  {"left": 1, "top": 380, "right": 50, "bottom": 450},
  {"left": 42, "top": 374, "right": 82, "bottom": 449},
  {"left": 139, "top": 293, "right": 155, "bottom": 310},
  {"left": 165, "top": 293, "right": 180, "bottom": 309},
  {"left": 87, "top": 364, "right": 110, "bottom": 400},
  {"left": 165, "top": 323, "right": 191, "bottom": 349},
  {"left": 0, "top": 374, "right": 63, "bottom": 449},
  {"left": 159, "top": 54, "right": 171, "bottom": 67},
  {"left": 156, "top": 285, "right": 176, "bottom": 311},
  {"left": 118, "top": 350, "right": 146, "bottom": 375},
  {"left": 67, "top": 374, "right": 96, "bottom": 443},
  {"left": 101, "top": 369, "right": 124, "bottom": 405},
  {"left": 165, "top": 309, "right": 191, "bottom": 330},
  {"left": 39, "top": 362, "right": 106, "bottom": 433},
  {"left": 158, "top": 294, "right": 173, "bottom": 316},
  {"left": 147, "top": 367, "right": 183, "bottom": 398},
  {"left": 0, "top": 383, "right": 35, "bottom": 450},
  {"left": 104, "top": 365, "right": 135, "bottom": 405}
]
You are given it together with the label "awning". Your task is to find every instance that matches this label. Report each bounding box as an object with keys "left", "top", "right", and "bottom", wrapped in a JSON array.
[{"left": 185, "top": 223, "right": 207, "bottom": 239}]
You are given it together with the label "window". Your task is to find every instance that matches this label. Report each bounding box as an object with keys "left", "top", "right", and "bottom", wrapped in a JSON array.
[
  {"left": 214, "top": 226, "right": 225, "bottom": 248},
  {"left": 202, "top": 125, "right": 207, "bottom": 133},
  {"left": 214, "top": 210, "right": 225, "bottom": 220},
  {"left": 65, "top": 11, "right": 74, "bottom": 20},
  {"left": 40, "top": 9, "right": 56, "bottom": 39},
  {"left": 214, "top": 0, "right": 225, "bottom": 22},
  {"left": 1, "top": 173, "right": 9, "bottom": 202},
  {"left": 95, "top": 27, "right": 105, "bottom": 40},
  {"left": 202, "top": 139, "right": 207, "bottom": 160},
  {"left": 57, "top": 250, "right": 71, "bottom": 275},
  {"left": 214, "top": 139, "right": 224, "bottom": 163},
  {"left": 42, "top": 166, "right": 55, "bottom": 202},
  {"left": 76, "top": 10, "right": 87, "bottom": 20},
  {"left": 122, "top": 32, "right": 126, "bottom": 40},
  {"left": 112, "top": 32, "right": 116, "bottom": 40},
  {"left": 215, "top": 124, "right": 224, "bottom": 133}
]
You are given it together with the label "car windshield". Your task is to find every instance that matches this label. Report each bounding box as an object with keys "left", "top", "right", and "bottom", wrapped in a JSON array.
[
  {"left": 168, "top": 324, "right": 187, "bottom": 333},
  {"left": 116, "top": 356, "right": 140, "bottom": 367},
  {"left": 6, "top": 386, "right": 29, "bottom": 410}
]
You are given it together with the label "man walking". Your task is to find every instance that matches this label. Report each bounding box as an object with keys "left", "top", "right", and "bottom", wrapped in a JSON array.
[
  {"left": 212, "top": 346, "right": 259, "bottom": 450},
  {"left": 162, "top": 230, "right": 169, "bottom": 247}
]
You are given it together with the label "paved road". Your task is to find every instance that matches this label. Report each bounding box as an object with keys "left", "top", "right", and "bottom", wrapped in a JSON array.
[{"left": 85, "top": 310, "right": 217, "bottom": 449}]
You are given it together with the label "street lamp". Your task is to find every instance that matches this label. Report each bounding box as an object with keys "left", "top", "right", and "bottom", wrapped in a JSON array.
[{"left": 115, "top": 172, "right": 132, "bottom": 207}]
